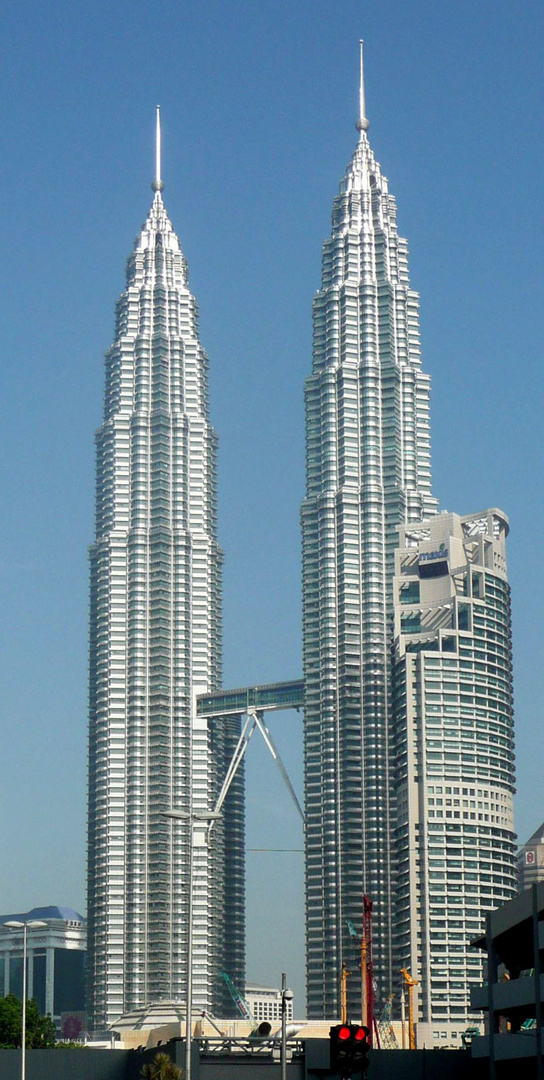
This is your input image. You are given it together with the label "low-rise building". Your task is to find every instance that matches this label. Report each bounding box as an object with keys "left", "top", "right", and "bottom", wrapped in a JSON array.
[
  {"left": 0, "top": 905, "right": 86, "bottom": 1035},
  {"left": 245, "top": 985, "right": 294, "bottom": 1025}
]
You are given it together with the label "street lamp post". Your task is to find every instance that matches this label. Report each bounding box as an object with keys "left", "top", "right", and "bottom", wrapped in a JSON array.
[
  {"left": 162, "top": 809, "right": 221, "bottom": 1080},
  {"left": 280, "top": 973, "right": 294, "bottom": 1080},
  {"left": 4, "top": 920, "right": 47, "bottom": 1080}
]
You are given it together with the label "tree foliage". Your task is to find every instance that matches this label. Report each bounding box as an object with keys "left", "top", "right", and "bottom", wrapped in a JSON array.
[
  {"left": 140, "top": 1050, "right": 183, "bottom": 1080},
  {"left": 0, "top": 995, "right": 56, "bottom": 1048}
]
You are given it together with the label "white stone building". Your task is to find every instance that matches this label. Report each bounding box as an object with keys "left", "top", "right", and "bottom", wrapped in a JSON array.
[
  {"left": 518, "top": 823, "right": 544, "bottom": 892},
  {"left": 245, "top": 984, "right": 294, "bottom": 1024}
]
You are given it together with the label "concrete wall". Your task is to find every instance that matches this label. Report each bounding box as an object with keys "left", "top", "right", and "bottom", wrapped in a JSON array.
[
  {"left": 0, "top": 1048, "right": 131, "bottom": 1080},
  {"left": 0, "top": 1039, "right": 489, "bottom": 1080}
]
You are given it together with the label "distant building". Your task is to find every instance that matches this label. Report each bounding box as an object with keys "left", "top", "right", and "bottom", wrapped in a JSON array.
[
  {"left": 517, "top": 823, "right": 544, "bottom": 891},
  {"left": 0, "top": 906, "right": 86, "bottom": 1033},
  {"left": 245, "top": 985, "right": 294, "bottom": 1025},
  {"left": 392, "top": 509, "right": 517, "bottom": 1045}
]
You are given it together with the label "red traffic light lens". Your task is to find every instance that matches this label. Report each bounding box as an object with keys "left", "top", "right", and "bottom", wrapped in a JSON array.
[
  {"left": 354, "top": 1027, "right": 367, "bottom": 1041},
  {"left": 338, "top": 1026, "right": 351, "bottom": 1040}
]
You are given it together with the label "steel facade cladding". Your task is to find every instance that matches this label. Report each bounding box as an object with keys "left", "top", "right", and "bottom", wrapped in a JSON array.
[
  {"left": 301, "top": 92, "right": 438, "bottom": 1017},
  {"left": 87, "top": 176, "right": 243, "bottom": 1028}
]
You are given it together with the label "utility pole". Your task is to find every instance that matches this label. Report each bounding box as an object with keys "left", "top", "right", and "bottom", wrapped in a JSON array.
[{"left": 280, "top": 973, "right": 294, "bottom": 1080}]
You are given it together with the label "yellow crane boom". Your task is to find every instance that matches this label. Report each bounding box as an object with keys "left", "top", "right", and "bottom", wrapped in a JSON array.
[{"left": 400, "top": 969, "right": 419, "bottom": 1050}]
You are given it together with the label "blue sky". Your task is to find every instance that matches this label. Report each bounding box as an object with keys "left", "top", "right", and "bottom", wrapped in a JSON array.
[{"left": 0, "top": 0, "right": 542, "bottom": 1013}]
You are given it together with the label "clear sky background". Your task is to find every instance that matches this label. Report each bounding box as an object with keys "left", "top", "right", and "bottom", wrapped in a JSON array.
[{"left": 0, "top": 0, "right": 542, "bottom": 1016}]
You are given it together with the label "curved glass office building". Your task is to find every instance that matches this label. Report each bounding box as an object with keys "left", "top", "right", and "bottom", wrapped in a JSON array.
[{"left": 392, "top": 509, "right": 517, "bottom": 1045}]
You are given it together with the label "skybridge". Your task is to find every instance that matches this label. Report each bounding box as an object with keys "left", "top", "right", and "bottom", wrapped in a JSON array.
[
  {"left": 196, "top": 678, "right": 304, "bottom": 718},
  {"left": 196, "top": 678, "right": 305, "bottom": 826}
]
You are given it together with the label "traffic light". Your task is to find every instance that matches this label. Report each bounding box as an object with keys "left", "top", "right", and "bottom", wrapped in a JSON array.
[
  {"left": 350, "top": 1025, "right": 370, "bottom": 1073},
  {"left": 329, "top": 1024, "right": 352, "bottom": 1075},
  {"left": 329, "top": 1024, "right": 370, "bottom": 1076}
]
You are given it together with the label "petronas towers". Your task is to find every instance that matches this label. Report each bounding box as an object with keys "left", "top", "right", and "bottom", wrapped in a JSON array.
[
  {"left": 302, "top": 56, "right": 438, "bottom": 1016},
  {"left": 87, "top": 116, "right": 225, "bottom": 1027},
  {"left": 87, "top": 51, "right": 516, "bottom": 1036}
]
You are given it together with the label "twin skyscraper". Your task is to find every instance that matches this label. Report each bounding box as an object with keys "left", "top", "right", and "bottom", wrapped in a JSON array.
[{"left": 87, "top": 50, "right": 517, "bottom": 1047}]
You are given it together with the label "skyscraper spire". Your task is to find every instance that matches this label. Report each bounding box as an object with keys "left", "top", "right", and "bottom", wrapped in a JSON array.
[
  {"left": 356, "top": 39, "right": 369, "bottom": 135},
  {"left": 152, "top": 105, "right": 164, "bottom": 192}
]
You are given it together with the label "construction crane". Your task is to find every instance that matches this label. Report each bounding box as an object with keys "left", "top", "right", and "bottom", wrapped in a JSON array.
[
  {"left": 400, "top": 969, "right": 419, "bottom": 1050},
  {"left": 219, "top": 971, "right": 255, "bottom": 1025},
  {"left": 361, "top": 896, "right": 374, "bottom": 1040},
  {"left": 377, "top": 995, "right": 399, "bottom": 1050},
  {"left": 340, "top": 962, "right": 351, "bottom": 1024},
  {"left": 218, "top": 972, "right": 273, "bottom": 1039},
  {"left": 345, "top": 896, "right": 378, "bottom": 1046}
]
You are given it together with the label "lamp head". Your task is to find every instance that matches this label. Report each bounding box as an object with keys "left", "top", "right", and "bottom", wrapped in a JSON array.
[{"left": 3, "top": 920, "right": 47, "bottom": 931}]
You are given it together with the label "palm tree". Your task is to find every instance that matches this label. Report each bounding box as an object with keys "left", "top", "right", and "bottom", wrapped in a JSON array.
[{"left": 140, "top": 1050, "right": 183, "bottom": 1079}]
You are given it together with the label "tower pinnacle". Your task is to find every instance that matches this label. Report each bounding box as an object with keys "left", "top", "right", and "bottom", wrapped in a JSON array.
[
  {"left": 152, "top": 105, "right": 165, "bottom": 193},
  {"left": 356, "top": 39, "right": 369, "bottom": 135}
]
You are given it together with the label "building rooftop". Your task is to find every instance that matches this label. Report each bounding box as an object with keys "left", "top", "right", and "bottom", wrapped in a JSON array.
[
  {"left": 522, "top": 822, "right": 544, "bottom": 845},
  {"left": 0, "top": 905, "right": 85, "bottom": 925}
]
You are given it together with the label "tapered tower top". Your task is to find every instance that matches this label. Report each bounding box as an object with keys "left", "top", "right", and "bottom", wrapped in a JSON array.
[
  {"left": 355, "top": 39, "right": 369, "bottom": 135},
  {"left": 151, "top": 105, "right": 165, "bottom": 193}
]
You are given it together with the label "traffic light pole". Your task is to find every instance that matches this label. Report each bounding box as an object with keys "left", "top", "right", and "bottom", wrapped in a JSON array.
[{"left": 281, "top": 973, "right": 287, "bottom": 1080}]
